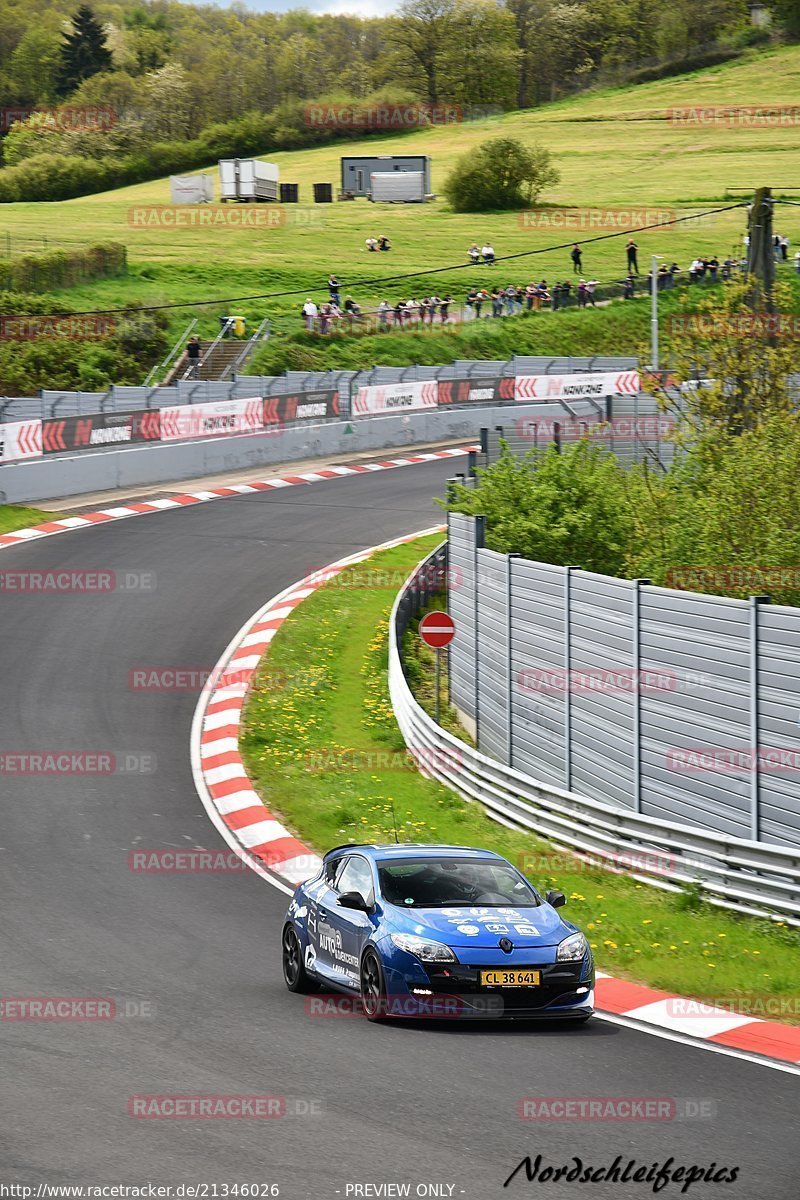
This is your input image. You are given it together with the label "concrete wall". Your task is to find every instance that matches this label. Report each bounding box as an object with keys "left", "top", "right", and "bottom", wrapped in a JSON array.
[{"left": 0, "top": 405, "right": 518, "bottom": 504}]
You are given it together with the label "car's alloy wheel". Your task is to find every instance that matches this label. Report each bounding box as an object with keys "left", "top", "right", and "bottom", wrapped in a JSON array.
[
  {"left": 282, "top": 924, "right": 317, "bottom": 993},
  {"left": 360, "top": 950, "right": 386, "bottom": 1020}
]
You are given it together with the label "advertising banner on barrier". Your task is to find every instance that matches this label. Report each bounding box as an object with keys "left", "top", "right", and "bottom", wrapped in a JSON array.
[
  {"left": 263, "top": 390, "right": 340, "bottom": 426},
  {"left": 437, "top": 376, "right": 515, "bottom": 406},
  {"left": 514, "top": 370, "right": 640, "bottom": 402},
  {"left": 159, "top": 398, "right": 263, "bottom": 442},
  {"left": 353, "top": 380, "right": 438, "bottom": 416},
  {"left": 0, "top": 419, "right": 43, "bottom": 462},
  {"left": 41, "top": 411, "right": 161, "bottom": 454}
]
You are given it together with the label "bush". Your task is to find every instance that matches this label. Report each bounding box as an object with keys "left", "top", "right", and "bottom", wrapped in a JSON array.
[
  {"left": 444, "top": 441, "right": 636, "bottom": 575},
  {"left": 443, "top": 137, "right": 559, "bottom": 213},
  {"left": 0, "top": 243, "right": 126, "bottom": 292}
]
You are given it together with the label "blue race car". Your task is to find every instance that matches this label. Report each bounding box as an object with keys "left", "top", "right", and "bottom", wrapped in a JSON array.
[{"left": 281, "top": 843, "right": 594, "bottom": 1021}]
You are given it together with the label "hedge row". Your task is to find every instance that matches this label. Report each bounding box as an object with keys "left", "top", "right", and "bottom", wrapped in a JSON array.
[
  {"left": 0, "top": 105, "right": 404, "bottom": 203},
  {"left": 0, "top": 243, "right": 126, "bottom": 293}
]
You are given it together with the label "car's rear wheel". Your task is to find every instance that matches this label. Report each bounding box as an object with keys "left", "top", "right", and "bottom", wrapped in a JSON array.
[
  {"left": 360, "top": 949, "right": 387, "bottom": 1021},
  {"left": 282, "top": 924, "right": 318, "bottom": 993}
]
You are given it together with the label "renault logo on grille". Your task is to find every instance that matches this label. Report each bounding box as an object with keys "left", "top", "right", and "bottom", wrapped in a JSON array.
[{"left": 499, "top": 937, "right": 514, "bottom": 954}]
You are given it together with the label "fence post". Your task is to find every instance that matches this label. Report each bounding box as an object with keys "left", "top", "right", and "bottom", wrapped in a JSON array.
[
  {"left": 632, "top": 578, "right": 651, "bottom": 813},
  {"left": 474, "top": 515, "right": 486, "bottom": 748},
  {"left": 564, "top": 565, "right": 577, "bottom": 791},
  {"left": 749, "top": 594, "right": 770, "bottom": 841},
  {"left": 506, "top": 554, "right": 519, "bottom": 767}
]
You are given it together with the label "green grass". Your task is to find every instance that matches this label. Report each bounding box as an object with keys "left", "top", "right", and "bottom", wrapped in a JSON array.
[
  {"left": 3, "top": 43, "right": 800, "bottom": 359},
  {"left": 240, "top": 533, "right": 800, "bottom": 1018},
  {"left": 0, "top": 505, "right": 67, "bottom": 534}
]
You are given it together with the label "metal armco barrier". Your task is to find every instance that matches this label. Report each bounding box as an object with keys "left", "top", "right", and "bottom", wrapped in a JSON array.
[{"left": 389, "top": 545, "right": 800, "bottom": 924}]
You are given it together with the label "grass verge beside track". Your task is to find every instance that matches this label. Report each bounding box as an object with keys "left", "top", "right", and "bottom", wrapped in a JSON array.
[
  {"left": 0, "top": 505, "right": 70, "bottom": 535},
  {"left": 240, "top": 533, "right": 800, "bottom": 1017}
]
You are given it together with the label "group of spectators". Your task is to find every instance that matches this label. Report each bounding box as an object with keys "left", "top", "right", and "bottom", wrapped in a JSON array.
[
  {"left": 298, "top": 231, "right": 797, "bottom": 335},
  {"left": 365, "top": 235, "right": 392, "bottom": 252}
]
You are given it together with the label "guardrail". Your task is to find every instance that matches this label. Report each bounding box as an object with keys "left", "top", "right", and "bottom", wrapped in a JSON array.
[{"left": 388, "top": 544, "right": 800, "bottom": 924}]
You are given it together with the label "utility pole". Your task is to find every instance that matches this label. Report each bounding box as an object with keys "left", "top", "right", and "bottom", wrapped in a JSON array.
[{"left": 747, "top": 187, "right": 775, "bottom": 313}]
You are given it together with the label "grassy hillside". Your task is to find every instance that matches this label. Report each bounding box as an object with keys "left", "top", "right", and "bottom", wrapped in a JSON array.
[{"left": 3, "top": 44, "right": 800, "bottom": 355}]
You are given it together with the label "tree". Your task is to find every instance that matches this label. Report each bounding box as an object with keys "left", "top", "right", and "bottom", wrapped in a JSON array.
[
  {"left": 56, "top": 5, "right": 113, "bottom": 98},
  {"left": 439, "top": 0, "right": 519, "bottom": 109},
  {"left": 9, "top": 26, "right": 63, "bottom": 104},
  {"left": 445, "top": 441, "right": 635, "bottom": 575},
  {"left": 443, "top": 135, "right": 559, "bottom": 211},
  {"left": 389, "top": 0, "right": 457, "bottom": 104}
]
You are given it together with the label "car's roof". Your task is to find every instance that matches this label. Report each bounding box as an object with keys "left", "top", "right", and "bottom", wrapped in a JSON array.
[{"left": 322, "top": 843, "right": 506, "bottom": 863}]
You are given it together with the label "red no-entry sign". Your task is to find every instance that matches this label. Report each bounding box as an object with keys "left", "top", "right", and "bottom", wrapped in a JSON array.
[{"left": 419, "top": 611, "right": 456, "bottom": 649}]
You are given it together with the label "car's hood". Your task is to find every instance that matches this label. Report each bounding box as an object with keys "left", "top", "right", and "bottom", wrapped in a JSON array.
[{"left": 384, "top": 903, "right": 570, "bottom": 947}]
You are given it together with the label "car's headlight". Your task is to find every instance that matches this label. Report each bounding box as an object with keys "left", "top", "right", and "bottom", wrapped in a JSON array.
[
  {"left": 390, "top": 933, "right": 458, "bottom": 962},
  {"left": 556, "top": 932, "right": 589, "bottom": 962}
]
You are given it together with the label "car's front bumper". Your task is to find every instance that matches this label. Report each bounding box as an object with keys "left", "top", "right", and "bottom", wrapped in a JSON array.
[{"left": 378, "top": 944, "right": 594, "bottom": 1020}]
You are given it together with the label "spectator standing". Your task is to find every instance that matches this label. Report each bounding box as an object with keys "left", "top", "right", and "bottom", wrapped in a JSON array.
[
  {"left": 623, "top": 275, "right": 635, "bottom": 300},
  {"left": 419, "top": 296, "right": 432, "bottom": 324},
  {"left": 561, "top": 279, "right": 572, "bottom": 306},
  {"left": 377, "top": 300, "right": 391, "bottom": 329},
  {"left": 781, "top": 235, "right": 789, "bottom": 261},
  {"left": 570, "top": 244, "right": 583, "bottom": 273},
  {"left": 708, "top": 256, "right": 719, "bottom": 284},
  {"left": 669, "top": 262, "right": 681, "bottom": 286},
  {"left": 319, "top": 303, "right": 332, "bottom": 335},
  {"left": 626, "top": 239, "right": 639, "bottom": 275},
  {"left": 577, "top": 279, "right": 587, "bottom": 307},
  {"left": 186, "top": 335, "right": 201, "bottom": 379},
  {"left": 586, "top": 278, "right": 598, "bottom": 306},
  {"left": 302, "top": 298, "right": 318, "bottom": 332},
  {"left": 551, "top": 281, "right": 561, "bottom": 311},
  {"left": 440, "top": 295, "right": 452, "bottom": 322},
  {"left": 328, "top": 274, "right": 340, "bottom": 305},
  {"left": 393, "top": 298, "right": 405, "bottom": 326},
  {"left": 475, "top": 289, "right": 488, "bottom": 318},
  {"left": 429, "top": 294, "right": 442, "bottom": 322},
  {"left": 343, "top": 296, "right": 360, "bottom": 327},
  {"left": 505, "top": 284, "right": 517, "bottom": 315}
]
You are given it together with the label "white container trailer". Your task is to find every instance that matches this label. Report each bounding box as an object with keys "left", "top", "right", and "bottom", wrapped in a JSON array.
[
  {"left": 219, "top": 159, "right": 279, "bottom": 203},
  {"left": 170, "top": 174, "right": 214, "bottom": 204},
  {"left": 369, "top": 172, "right": 426, "bottom": 203}
]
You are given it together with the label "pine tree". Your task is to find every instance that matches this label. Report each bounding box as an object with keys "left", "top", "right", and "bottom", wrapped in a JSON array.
[{"left": 56, "top": 6, "right": 113, "bottom": 98}]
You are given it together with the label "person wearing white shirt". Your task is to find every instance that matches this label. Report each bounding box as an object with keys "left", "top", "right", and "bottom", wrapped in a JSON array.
[{"left": 302, "top": 299, "right": 318, "bottom": 331}]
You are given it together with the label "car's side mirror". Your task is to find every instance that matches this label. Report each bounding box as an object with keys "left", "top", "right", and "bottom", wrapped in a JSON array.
[
  {"left": 546, "top": 889, "right": 566, "bottom": 909},
  {"left": 338, "top": 891, "right": 371, "bottom": 912}
]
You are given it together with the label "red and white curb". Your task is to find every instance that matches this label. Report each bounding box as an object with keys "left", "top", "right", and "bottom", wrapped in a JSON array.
[
  {"left": 0, "top": 446, "right": 471, "bottom": 552},
  {"left": 190, "top": 533, "right": 800, "bottom": 1072},
  {"left": 594, "top": 973, "right": 800, "bottom": 1070},
  {"left": 190, "top": 527, "right": 445, "bottom": 890}
]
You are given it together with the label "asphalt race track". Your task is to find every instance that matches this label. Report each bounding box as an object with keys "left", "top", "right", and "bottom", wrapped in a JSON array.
[{"left": 0, "top": 458, "right": 797, "bottom": 1199}]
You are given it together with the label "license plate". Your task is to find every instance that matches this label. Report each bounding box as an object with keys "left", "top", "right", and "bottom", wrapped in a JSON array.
[{"left": 480, "top": 968, "right": 540, "bottom": 987}]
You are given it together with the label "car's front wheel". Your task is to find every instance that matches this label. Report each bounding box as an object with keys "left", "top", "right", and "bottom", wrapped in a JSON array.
[
  {"left": 360, "top": 949, "right": 388, "bottom": 1021},
  {"left": 282, "top": 924, "right": 318, "bottom": 993}
]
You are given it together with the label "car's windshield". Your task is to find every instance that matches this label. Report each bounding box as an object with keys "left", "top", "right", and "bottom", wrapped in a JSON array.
[{"left": 377, "top": 857, "right": 540, "bottom": 908}]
